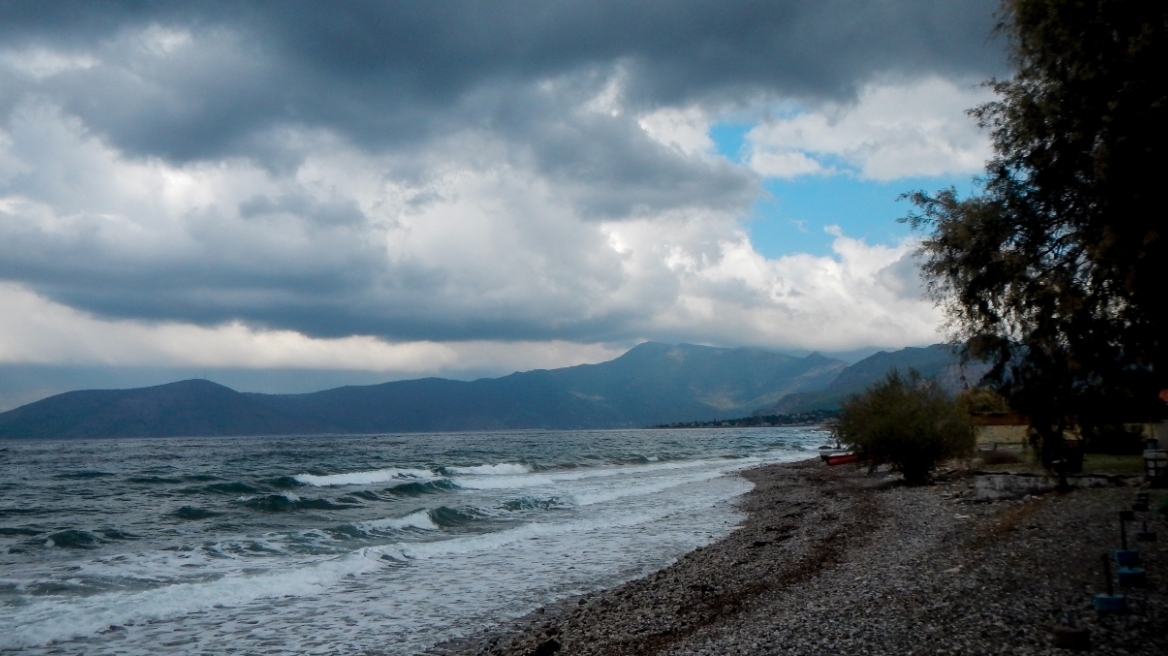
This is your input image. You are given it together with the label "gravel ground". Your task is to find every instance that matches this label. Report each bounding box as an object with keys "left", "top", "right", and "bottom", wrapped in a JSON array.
[{"left": 427, "top": 459, "right": 1167, "bottom": 656}]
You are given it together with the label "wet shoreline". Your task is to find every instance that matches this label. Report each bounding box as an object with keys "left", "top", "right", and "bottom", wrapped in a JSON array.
[{"left": 428, "top": 459, "right": 1167, "bottom": 655}]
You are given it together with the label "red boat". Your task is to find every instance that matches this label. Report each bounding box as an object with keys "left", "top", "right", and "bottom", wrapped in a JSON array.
[{"left": 826, "top": 452, "right": 859, "bottom": 466}]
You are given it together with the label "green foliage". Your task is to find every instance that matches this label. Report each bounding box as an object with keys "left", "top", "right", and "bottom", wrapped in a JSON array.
[
  {"left": 902, "top": 0, "right": 1168, "bottom": 464},
  {"left": 958, "top": 387, "right": 1011, "bottom": 414},
  {"left": 833, "top": 369, "right": 974, "bottom": 485}
]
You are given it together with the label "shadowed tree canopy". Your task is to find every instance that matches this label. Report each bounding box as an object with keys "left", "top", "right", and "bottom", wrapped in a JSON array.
[{"left": 903, "top": 0, "right": 1168, "bottom": 459}]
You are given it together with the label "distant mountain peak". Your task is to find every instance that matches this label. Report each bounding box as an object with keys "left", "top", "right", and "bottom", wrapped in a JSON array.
[
  {"left": 756, "top": 343, "right": 987, "bottom": 415},
  {"left": 163, "top": 379, "right": 236, "bottom": 390}
]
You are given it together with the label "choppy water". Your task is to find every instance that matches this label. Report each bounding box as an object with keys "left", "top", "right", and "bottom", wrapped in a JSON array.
[{"left": 0, "top": 428, "right": 823, "bottom": 655}]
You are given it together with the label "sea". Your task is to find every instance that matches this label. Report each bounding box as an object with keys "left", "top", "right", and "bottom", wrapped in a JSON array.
[{"left": 0, "top": 427, "right": 825, "bottom": 655}]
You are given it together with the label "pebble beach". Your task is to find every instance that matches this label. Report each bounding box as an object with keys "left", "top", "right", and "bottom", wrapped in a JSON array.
[{"left": 429, "top": 459, "right": 1167, "bottom": 656}]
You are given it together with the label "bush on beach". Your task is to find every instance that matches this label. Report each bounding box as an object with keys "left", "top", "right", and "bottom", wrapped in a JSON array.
[{"left": 833, "top": 369, "right": 975, "bottom": 485}]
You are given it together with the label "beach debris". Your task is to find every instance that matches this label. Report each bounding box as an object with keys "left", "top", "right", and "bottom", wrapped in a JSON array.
[
  {"left": 1114, "top": 511, "right": 1140, "bottom": 566},
  {"left": 1094, "top": 553, "right": 1127, "bottom": 613},
  {"left": 1117, "top": 566, "right": 1148, "bottom": 588},
  {"left": 1133, "top": 492, "right": 1150, "bottom": 512},
  {"left": 1136, "top": 521, "right": 1157, "bottom": 542},
  {"left": 1050, "top": 612, "right": 1090, "bottom": 651},
  {"left": 1114, "top": 547, "right": 1140, "bottom": 566}
]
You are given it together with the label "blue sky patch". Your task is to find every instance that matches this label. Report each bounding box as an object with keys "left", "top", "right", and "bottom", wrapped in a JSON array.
[
  {"left": 747, "top": 174, "right": 982, "bottom": 258},
  {"left": 709, "top": 122, "right": 752, "bottom": 162}
]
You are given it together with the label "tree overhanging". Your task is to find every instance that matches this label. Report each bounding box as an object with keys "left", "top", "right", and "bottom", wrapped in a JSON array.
[{"left": 903, "top": 0, "right": 1168, "bottom": 467}]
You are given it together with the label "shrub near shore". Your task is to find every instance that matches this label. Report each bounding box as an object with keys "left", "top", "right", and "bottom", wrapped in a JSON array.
[{"left": 833, "top": 369, "right": 974, "bottom": 484}]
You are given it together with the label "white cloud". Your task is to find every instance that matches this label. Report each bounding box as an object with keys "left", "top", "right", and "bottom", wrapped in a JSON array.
[
  {"left": 747, "top": 149, "right": 828, "bottom": 178},
  {"left": 134, "top": 25, "right": 194, "bottom": 57},
  {"left": 637, "top": 106, "right": 715, "bottom": 157},
  {"left": 0, "top": 48, "right": 99, "bottom": 79},
  {"left": 0, "top": 73, "right": 948, "bottom": 375},
  {"left": 0, "top": 99, "right": 717, "bottom": 341},
  {"left": 601, "top": 218, "right": 944, "bottom": 351},
  {"left": 746, "top": 77, "right": 994, "bottom": 181}
]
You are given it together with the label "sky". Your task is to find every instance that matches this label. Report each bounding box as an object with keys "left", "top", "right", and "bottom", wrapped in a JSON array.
[{"left": 0, "top": 0, "right": 1009, "bottom": 409}]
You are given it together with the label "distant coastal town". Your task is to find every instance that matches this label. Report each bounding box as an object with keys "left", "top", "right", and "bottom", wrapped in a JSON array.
[{"left": 652, "top": 410, "right": 837, "bottom": 429}]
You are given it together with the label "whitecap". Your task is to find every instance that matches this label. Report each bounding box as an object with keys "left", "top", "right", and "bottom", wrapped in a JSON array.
[
  {"left": 443, "top": 463, "right": 531, "bottom": 476},
  {"left": 294, "top": 468, "right": 436, "bottom": 487},
  {"left": 357, "top": 509, "right": 440, "bottom": 532}
]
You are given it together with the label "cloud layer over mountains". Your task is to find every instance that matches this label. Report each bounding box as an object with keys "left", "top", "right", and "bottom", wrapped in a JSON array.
[{"left": 0, "top": 0, "right": 1006, "bottom": 376}]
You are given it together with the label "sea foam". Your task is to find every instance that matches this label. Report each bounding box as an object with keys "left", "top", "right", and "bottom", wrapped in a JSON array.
[
  {"left": 443, "top": 463, "right": 531, "bottom": 476},
  {"left": 294, "top": 468, "right": 436, "bottom": 487},
  {"left": 357, "top": 509, "right": 440, "bottom": 532}
]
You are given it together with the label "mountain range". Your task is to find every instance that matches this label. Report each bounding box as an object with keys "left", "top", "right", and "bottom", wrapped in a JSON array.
[
  {"left": 0, "top": 342, "right": 976, "bottom": 439},
  {"left": 755, "top": 344, "right": 985, "bottom": 415}
]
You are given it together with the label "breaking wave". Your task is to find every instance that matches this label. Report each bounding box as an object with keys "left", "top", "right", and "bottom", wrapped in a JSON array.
[
  {"left": 442, "top": 463, "right": 531, "bottom": 476},
  {"left": 294, "top": 468, "right": 436, "bottom": 487}
]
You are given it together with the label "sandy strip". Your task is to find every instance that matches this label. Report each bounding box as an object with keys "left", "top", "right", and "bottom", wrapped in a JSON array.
[{"left": 427, "top": 459, "right": 1167, "bottom": 656}]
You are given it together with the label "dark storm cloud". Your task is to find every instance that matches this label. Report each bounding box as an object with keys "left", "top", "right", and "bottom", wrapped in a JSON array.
[
  {"left": 0, "top": 0, "right": 1006, "bottom": 162},
  {"left": 238, "top": 192, "right": 368, "bottom": 228},
  {"left": 0, "top": 0, "right": 1001, "bottom": 350},
  {"left": 483, "top": 82, "right": 759, "bottom": 218}
]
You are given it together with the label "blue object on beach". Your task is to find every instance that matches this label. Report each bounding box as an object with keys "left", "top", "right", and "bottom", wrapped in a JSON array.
[
  {"left": 1114, "top": 549, "right": 1140, "bottom": 566},
  {"left": 1117, "top": 567, "right": 1148, "bottom": 588},
  {"left": 1093, "top": 594, "right": 1127, "bottom": 613}
]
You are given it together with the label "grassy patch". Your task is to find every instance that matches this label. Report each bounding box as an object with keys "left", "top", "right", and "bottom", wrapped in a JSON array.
[{"left": 1080, "top": 454, "right": 1145, "bottom": 475}]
